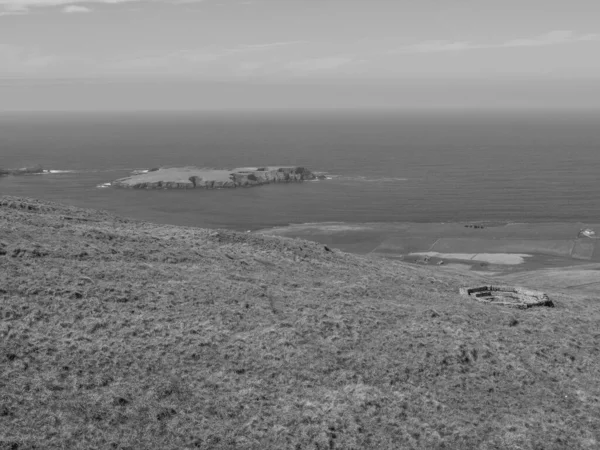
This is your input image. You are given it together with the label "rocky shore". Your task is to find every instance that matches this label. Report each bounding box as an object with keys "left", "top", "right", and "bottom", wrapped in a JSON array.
[{"left": 112, "top": 166, "right": 321, "bottom": 189}]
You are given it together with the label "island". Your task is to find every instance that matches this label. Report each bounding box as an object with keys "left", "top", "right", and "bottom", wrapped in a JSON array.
[
  {"left": 111, "top": 166, "right": 322, "bottom": 189},
  {"left": 0, "top": 165, "right": 45, "bottom": 176}
]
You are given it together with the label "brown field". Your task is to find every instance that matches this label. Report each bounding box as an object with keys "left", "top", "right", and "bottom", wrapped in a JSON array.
[{"left": 2, "top": 196, "right": 600, "bottom": 449}]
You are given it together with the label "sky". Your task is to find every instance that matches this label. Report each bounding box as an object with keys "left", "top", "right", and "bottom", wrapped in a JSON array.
[{"left": 2, "top": 0, "right": 600, "bottom": 110}]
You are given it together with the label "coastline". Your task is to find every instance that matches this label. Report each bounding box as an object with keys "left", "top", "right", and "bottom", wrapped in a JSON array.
[
  {"left": 256, "top": 220, "right": 600, "bottom": 275},
  {"left": 2, "top": 194, "right": 600, "bottom": 448}
]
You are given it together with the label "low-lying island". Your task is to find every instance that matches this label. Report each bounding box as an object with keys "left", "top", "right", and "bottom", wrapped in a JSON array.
[
  {"left": 0, "top": 165, "right": 45, "bottom": 176},
  {"left": 112, "top": 166, "right": 321, "bottom": 189}
]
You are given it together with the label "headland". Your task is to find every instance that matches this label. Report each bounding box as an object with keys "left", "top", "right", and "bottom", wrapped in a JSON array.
[{"left": 1, "top": 195, "right": 599, "bottom": 449}]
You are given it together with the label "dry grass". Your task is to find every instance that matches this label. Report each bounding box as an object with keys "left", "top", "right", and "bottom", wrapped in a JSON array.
[{"left": 1, "top": 195, "right": 600, "bottom": 449}]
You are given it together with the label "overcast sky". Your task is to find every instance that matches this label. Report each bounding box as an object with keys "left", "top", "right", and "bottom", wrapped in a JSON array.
[{"left": 2, "top": 0, "right": 600, "bottom": 110}]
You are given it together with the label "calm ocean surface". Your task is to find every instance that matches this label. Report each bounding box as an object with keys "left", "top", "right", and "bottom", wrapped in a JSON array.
[{"left": 1, "top": 110, "right": 600, "bottom": 230}]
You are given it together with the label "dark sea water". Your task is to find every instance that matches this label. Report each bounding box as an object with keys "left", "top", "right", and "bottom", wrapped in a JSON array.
[{"left": 1, "top": 110, "right": 600, "bottom": 231}]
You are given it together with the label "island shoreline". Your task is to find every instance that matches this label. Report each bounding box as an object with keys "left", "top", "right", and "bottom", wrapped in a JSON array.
[{"left": 111, "top": 165, "right": 323, "bottom": 189}]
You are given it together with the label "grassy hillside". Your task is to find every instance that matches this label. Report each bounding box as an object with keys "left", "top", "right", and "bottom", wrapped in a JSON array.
[{"left": 1, "top": 195, "right": 599, "bottom": 449}]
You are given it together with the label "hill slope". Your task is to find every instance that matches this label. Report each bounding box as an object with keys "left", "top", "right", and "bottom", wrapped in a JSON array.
[{"left": 1, "top": 196, "right": 599, "bottom": 449}]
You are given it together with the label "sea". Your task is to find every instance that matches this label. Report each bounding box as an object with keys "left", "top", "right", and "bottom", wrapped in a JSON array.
[{"left": 2, "top": 109, "right": 600, "bottom": 231}]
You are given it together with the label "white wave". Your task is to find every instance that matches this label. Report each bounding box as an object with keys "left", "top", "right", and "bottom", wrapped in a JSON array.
[
  {"left": 379, "top": 177, "right": 409, "bottom": 182},
  {"left": 332, "top": 175, "right": 409, "bottom": 182},
  {"left": 96, "top": 182, "right": 112, "bottom": 189},
  {"left": 308, "top": 174, "right": 408, "bottom": 183},
  {"left": 41, "top": 169, "right": 77, "bottom": 174},
  {"left": 358, "top": 176, "right": 408, "bottom": 182},
  {"left": 49, "top": 168, "right": 146, "bottom": 173}
]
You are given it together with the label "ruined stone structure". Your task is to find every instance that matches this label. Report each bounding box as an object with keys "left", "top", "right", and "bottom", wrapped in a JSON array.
[{"left": 459, "top": 285, "right": 554, "bottom": 309}]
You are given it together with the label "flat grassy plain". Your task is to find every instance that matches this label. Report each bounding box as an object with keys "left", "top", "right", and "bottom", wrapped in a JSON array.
[{"left": 1, "top": 195, "right": 600, "bottom": 449}]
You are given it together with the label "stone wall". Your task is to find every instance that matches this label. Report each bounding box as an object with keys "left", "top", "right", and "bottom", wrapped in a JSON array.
[{"left": 459, "top": 285, "right": 554, "bottom": 309}]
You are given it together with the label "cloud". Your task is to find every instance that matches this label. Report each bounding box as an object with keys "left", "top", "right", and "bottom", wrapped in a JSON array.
[
  {"left": 284, "top": 56, "right": 355, "bottom": 72},
  {"left": 0, "top": 10, "right": 25, "bottom": 15},
  {"left": 104, "top": 50, "right": 218, "bottom": 73},
  {"left": 237, "top": 61, "right": 263, "bottom": 71},
  {"left": 63, "top": 4, "right": 92, "bottom": 13},
  {"left": 236, "top": 41, "right": 308, "bottom": 52},
  {"left": 0, "top": 0, "right": 214, "bottom": 14},
  {"left": 401, "top": 40, "right": 481, "bottom": 54},
  {"left": 100, "top": 49, "right": 359, "bottom": 79},
  {"left": 0, "top": 44, "right": 56, "bottom": 74},
  {"left": 393, "top": 30, "right": 600, "bottom": 54},
  {"left": 501, "top": 30, "right": 600, "bottom": 48},
  {"left": 0, "top": 0, "right": 156, "bottom": 13},
  {"left": 103, "top": 41, "right": 307, "bottom": 74}
]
